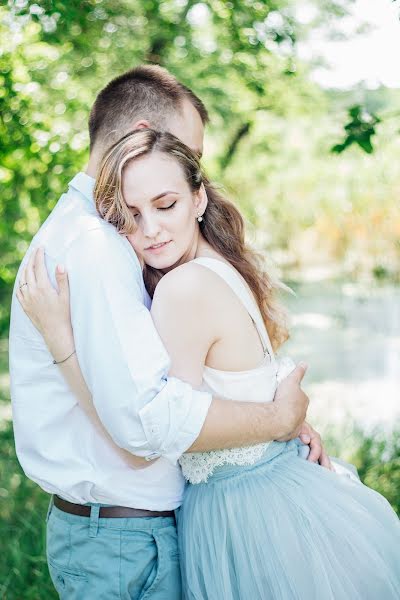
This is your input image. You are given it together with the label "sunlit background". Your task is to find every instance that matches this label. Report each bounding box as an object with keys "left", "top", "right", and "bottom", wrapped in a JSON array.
[
  {"left": 283, "top": 0, "right": 400, "bottom": 434},
  {"left": 0, "top": 1, "right": 399, "bottom": 597}
]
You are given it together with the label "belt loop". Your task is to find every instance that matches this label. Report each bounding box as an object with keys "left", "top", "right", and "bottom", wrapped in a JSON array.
[
  {"left": 89, "top": 504, "right": 100, "bottom": 538},
  {"left": 46, "top": 495, "right": 54, "bottom": 523}
]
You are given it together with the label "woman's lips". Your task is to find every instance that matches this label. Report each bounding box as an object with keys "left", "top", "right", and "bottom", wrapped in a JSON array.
[{"left": 145, "top": 241, "right": 171, "bottom": 254}]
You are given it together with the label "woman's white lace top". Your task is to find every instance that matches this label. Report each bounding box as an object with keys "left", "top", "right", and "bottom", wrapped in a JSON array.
[{"left": 179, "top": 258, "right": 296, "bottom": 484}]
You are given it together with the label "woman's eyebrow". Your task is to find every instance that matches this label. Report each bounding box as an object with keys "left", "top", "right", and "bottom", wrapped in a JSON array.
[{"left": 150, "top": 191, "right": 179, "bottom": 202}]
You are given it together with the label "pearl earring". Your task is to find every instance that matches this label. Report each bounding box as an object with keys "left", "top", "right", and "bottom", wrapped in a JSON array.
[{"left": 197, "top": 213, "right": 203, "bottom": 223}]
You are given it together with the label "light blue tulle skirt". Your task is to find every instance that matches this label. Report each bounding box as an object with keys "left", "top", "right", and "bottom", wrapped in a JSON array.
[{"left": 178, "top": 439, "right": 400, "bottom": 600}]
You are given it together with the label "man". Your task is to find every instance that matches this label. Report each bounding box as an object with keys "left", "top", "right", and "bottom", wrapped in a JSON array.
[{"left": 10, "top": 65, "right": 327, "bottom": 599}]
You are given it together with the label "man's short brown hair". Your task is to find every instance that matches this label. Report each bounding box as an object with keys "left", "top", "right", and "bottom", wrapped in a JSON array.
[{"left": 88, "top": 64, "right": 209, "bottom": 151}]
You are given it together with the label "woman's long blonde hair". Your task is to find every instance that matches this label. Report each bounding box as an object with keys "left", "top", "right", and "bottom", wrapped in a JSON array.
[{"left": 94, "top": 129, "right": 288, "bottom": 350}]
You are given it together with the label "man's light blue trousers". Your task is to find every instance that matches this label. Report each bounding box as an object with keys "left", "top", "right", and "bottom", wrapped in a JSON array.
[{"left": 46, "top": 497, "right": 182, "bottom": 599}]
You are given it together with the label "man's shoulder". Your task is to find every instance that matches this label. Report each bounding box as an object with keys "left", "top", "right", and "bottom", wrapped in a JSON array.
[
  {"left": 37, "top": 188, "right": 103, "bottom": 236},
  {"left": 33, "top": 186, "right": 124, "bottom": 258}
]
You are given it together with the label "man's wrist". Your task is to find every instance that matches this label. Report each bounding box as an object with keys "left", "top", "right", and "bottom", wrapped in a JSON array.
[
  {"left": 272, "top": 404, "right": 301, "bottom": 441},
  {"left": 262, "top": 402, "right": 290, "bottom": 441}
]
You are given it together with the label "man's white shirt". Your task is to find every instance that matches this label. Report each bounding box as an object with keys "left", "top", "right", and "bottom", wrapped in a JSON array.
[{"left": 9, "top": 172, "right": 212, "bottom": 510}]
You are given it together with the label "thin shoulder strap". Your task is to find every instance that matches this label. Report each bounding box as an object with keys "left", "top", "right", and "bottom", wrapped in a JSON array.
[{"left": 192, "top": 257, "right": 275, "bottom": 359}]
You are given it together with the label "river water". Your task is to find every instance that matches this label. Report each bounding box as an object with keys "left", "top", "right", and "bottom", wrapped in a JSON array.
[{"left": 282, "top": 281, "right": 400, "bottom": 434}]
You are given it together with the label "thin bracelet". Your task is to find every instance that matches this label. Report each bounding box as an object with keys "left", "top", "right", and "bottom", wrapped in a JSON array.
[{"left": 53, "top": 350, "right": 76, "bottom": 365}]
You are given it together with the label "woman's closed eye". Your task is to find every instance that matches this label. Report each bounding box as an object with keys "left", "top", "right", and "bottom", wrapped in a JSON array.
[
  {"left": 157, "top": 201, "right": 176, "bottom": 211},
  {"left": 131, "top": 199, "right": 177, "bottom": 218}
]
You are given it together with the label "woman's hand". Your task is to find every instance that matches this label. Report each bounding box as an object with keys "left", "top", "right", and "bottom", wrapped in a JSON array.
[
  {"left": 17, "top": 247, "right": 73, "bottom": 358},
  {"left": 298, "top": 421, "right": 333, "bottom": 470}
]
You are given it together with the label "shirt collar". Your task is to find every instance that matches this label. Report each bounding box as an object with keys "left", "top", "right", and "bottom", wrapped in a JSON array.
[{"left": 68, "top": 172, "right": 96, "bottom": 203}]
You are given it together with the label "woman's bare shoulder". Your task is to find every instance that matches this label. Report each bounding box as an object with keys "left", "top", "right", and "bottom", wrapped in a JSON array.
[
  {"left": 153, "top": 261, "right": 220, "bottom": 306},
  {"left": 151, "top": 262, "right": 221, "bottom": 352}
]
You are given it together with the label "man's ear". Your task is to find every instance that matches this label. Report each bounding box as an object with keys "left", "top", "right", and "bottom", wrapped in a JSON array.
[
  {"left": 132, "top": 119, "right": 151, "bottom": 131},
  {"left": 194, "top": 183, "right": 208, "bottom": 216}
]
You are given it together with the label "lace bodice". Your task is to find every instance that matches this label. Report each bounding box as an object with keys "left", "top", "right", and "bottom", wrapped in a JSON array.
[{"left": 178, "top": 258, "right": 295, "bottom": 484}]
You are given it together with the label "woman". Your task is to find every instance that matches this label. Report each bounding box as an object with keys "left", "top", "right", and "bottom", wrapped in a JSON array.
[{"left": 18, "top": 129, "right": 400, "bottom": 599}]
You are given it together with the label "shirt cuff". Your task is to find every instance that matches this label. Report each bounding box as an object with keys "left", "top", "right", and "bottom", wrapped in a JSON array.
[{"left": 139, "top": 379, "right": 212, "bottom": 465}]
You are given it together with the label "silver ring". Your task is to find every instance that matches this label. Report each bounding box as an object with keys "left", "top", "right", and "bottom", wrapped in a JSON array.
[{"left": 19, "top": 282, "right": 28, "bottom": 290}]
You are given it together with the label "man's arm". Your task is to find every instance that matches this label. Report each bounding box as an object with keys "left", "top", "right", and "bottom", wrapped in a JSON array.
[{"left": 187, "top": 372, "right": 308, "bottom": 452}]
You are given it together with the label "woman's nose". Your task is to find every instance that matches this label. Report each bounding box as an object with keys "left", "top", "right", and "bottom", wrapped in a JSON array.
[{"left": 141, "top": 214, "right": 161, "bottom": 238}]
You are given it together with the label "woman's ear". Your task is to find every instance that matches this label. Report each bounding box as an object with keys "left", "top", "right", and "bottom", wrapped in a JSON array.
[{"left": 194, "top": 183, "right": 208, "bottom": 217}]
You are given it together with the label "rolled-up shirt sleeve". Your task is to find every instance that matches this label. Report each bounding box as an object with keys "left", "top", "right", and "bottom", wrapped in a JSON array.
[{"left": 65, "top": 227, "right": 212, "bottom": 464}]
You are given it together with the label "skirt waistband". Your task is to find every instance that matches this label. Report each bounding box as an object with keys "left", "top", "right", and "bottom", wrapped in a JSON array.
[{"left": 207, "top": 439, "right": 301, "bottom": 482}]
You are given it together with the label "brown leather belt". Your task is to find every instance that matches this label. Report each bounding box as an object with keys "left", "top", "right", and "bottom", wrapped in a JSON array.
[{"left": 53, "top": 495, "right": 174, "bottom": 519}]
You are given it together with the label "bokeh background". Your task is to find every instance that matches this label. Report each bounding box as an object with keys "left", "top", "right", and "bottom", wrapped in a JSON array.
[{"left": 1, "top": 0, "right": 399, "bottom": 597}]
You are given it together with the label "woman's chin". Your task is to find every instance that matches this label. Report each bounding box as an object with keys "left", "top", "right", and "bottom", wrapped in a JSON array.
[
  {"left": 144, "top": 246, "right": 190, "bottom": 271},
  {"left": 145, "top": 255, "right": 177, "bottom": 271}
]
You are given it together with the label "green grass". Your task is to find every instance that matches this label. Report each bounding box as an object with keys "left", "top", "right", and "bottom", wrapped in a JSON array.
[
  {"left": 0, "top": 338, "right": 56, "bottom": 599},
  {"left": 327, "top": 426, "right": 400, "bottom": 516},
  {"left": 0, "top": 421, "right": 56, "bottom": 599}
]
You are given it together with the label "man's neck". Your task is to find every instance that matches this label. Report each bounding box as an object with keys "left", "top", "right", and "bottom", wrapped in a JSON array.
[{"left": 85, "top": 150, "right": 101, "bottom": 178}]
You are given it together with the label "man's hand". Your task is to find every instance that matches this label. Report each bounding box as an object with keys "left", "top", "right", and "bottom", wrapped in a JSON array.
[
  {"left": 298, "top": 422, "right": 333, "bottom": 470},
  {"left": 273, "top": 363, "right": 310, "bottom": 441}
]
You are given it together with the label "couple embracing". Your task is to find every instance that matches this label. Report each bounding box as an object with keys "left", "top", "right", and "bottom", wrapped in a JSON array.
[{"left": 10, "top": 65, "right": 400, "bottom": 599}]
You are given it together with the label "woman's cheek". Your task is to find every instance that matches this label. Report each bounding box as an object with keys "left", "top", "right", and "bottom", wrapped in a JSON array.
[
  {"left": 175, "top": 206, "right": 195, "bottom": 234},
  {"left": 126, "top": 233, "right": 142, "bottom": 253}
]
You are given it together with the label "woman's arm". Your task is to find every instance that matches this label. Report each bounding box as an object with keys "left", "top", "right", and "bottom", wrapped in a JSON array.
[
  {"left": 17, "top": 247, "right": 150, "bottom": 469},
  {"left": 150, "top": 266, "right": 215, "bottom": 388}
]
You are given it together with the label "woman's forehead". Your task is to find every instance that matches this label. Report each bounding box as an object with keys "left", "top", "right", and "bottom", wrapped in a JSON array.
[{"left": 122, "top": 152, "right": 188, "bottom": 206}]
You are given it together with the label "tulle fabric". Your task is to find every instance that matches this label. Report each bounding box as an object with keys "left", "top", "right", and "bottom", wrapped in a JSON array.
[{"left": 178, "top": 439, "right": 400, "bottom": 600}]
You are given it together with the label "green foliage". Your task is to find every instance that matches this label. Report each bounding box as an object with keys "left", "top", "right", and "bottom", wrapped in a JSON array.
[
  {"left": 326, "top": 426, "right": 400, "bottom": 516},
  {"left": 218, "top": 92, "right": 400, "bottom": 281},
  {"left": 331, "top": 104, "right": 381, "bottom": 154},
  {"left": 2, "top": 0, "right": 398, "bottom": 329},
  {"left": 0, "top": 0, "right": 353, "bottom": 335},
  {"left": 1, "top": 1, "right": 399, "bottom": 308},
  {"left": 355, "top": 433, "right": 400, "bottom": 516}
]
